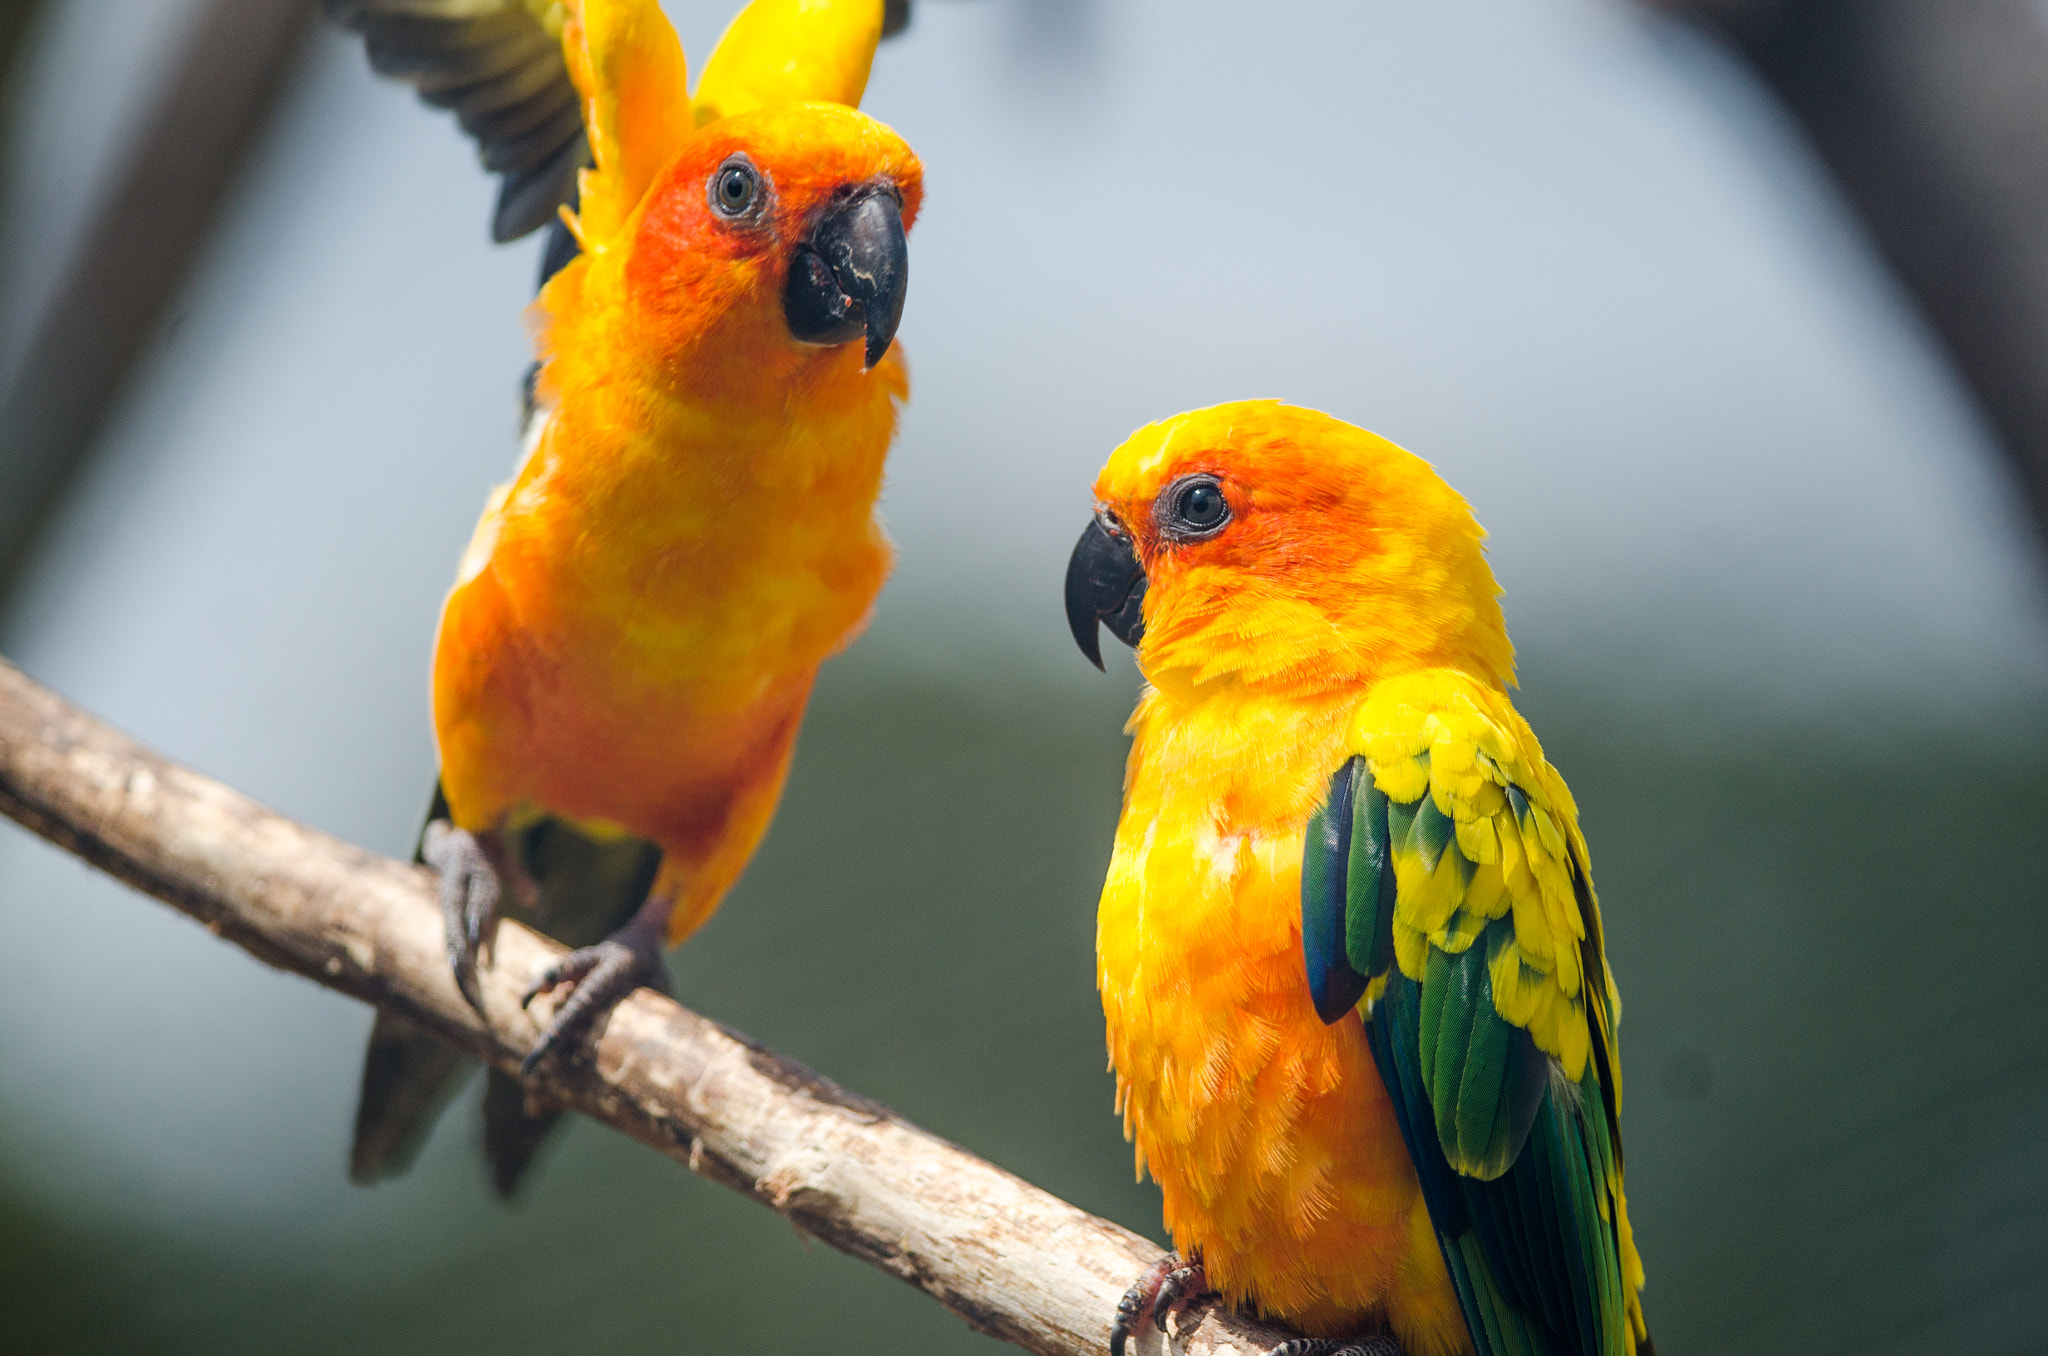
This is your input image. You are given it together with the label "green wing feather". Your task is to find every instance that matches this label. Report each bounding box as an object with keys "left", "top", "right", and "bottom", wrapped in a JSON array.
[{"left": 1300, "top": 674, "right": 1649, "bottom": 1356}]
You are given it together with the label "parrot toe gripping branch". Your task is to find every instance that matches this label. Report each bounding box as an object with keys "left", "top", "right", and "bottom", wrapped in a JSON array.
[
  {"left": 1110, "top": 1250, "right": 1216, "bottom": 1356},
  {"left": 518, "top": 901, "right": 674, "bottom": 1074},
  {"left": 420, "top": 819, "right": 521, "bottom": 1017}
]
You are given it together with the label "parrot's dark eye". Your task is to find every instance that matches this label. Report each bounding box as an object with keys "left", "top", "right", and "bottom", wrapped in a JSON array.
[
  {"left": 710, "top": 156, "right": 763, "bottom": 219},
  {"left": 1158, "top": 474, "right": 1231, "bottom": 541}
]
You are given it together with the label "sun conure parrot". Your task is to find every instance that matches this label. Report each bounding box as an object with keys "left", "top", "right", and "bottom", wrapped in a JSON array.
[
  {"left": 326, "top": 0, "right": 923, "bottom": 1195},
  {"left": 1064, "top": 402, "right": 1652, "bottom": 1356}
]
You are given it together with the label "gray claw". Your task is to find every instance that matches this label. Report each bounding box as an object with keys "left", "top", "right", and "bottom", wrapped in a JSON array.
[
  {"left": 423, "top": 820, "right": 500, "bottom": 1015},
  {"left": 518, "top": 929, "right": 671, "bottom": 1076},
  {"left": 1153, "top": 1261, "right": 1204, "bottom": 1331}
]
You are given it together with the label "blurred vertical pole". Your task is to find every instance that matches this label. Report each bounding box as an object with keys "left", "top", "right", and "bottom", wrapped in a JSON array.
[
  {"left": 0, "top": 3, "right": 46, "bottom": 96},
  {"left": 1649, "top": 0, "right": 2048, "bottom": 547},
  {"left": 0, "top": 0, "right": 311, "bottom": 594}
]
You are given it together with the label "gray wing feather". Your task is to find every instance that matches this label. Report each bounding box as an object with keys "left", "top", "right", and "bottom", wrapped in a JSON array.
[
  {"left": 328, "top": 0, "right": 921, "bottom": 243},
  {"left": 324, "top": 0, "right": 587, "bottom": 241}
]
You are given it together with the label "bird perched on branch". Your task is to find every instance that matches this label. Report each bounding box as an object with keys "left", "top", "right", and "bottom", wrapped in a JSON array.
[
  {"left": 1065, "top": 402, "right": 1651, "bottom": 1356},
  {"left": 326, "top": 0, "right": 923, "bottom": 1195}
]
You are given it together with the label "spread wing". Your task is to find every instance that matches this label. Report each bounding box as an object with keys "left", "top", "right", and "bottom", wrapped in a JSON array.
[
  {"left": 326, "top": 0, "right": 916, "bottom": 245},
  {"left": 1300, "top": 674, "right": 1650, "bottom": 1356},
  {"left": 325, "top": 0, "right": 587, "bottom": 242}
]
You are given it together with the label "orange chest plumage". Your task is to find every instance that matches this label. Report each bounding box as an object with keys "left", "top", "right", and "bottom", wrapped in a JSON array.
[
  {"left": 1098, "top": 688, "right": 1470, "bottom": 1352},
  {"left": 431, "top": 344, "right": 903, "bottom": 862}
]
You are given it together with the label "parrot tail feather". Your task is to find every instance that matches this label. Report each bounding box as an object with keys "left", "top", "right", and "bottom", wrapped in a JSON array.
[
  {"left": 482, "top": 1067, "right": 564, "bottom": 1198},
  {"left": 349, "top": 1011, "right": 476, "bottom": 1184}
]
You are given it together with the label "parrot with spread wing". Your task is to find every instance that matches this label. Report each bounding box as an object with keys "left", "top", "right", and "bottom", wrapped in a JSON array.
[
  {"left": 1065, "top": 403, "right": 1651, "bottom": 1356},
  {"left": 326, "top": 0, "right": 923, "bottom": 1195}
]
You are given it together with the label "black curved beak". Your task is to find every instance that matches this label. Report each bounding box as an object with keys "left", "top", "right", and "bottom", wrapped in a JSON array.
[
  {"left": 783, "top": 187, "right": 908, "bottom": 369},
  {"left": 1065, "top": 515, "right": 1147, "bottom": 671}
]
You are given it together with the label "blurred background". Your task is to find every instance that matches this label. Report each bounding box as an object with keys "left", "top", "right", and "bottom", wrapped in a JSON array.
[{"left": 0, "top": 0, "right": 2043, "bottom": 1351}]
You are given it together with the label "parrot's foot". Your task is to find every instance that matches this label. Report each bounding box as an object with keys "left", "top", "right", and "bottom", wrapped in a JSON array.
[
  {"left": 518, "top": 906, "right": 672, "bottom": 1076},
  {"left": 1111, "top": 1250, "right": 1213, "bottom": 1356},
  {"left": 1268, "top": 1339, "right": 1403, "bottom": 1356},
  {"left": 423, "top": 821, "right": 528, "bottom": 1015}
]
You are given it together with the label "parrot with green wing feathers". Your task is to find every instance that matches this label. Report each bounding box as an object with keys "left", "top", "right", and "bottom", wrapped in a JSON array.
[{"left": 1065, "top": 402, "right": 1652, "bottom": 1356}]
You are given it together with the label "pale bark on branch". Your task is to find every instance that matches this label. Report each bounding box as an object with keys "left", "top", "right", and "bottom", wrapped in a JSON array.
[{"left": 0, "top": 656, "right": 1291, "bottom": 1356}]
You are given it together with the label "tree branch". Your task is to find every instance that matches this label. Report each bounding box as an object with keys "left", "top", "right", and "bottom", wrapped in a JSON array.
[{"left": 0, "top": 655, "right": 1287, "bottom": 1356}]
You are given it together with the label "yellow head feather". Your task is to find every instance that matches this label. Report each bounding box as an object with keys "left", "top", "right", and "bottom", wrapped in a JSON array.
[
  {"left": 1093, "top": 401, "right": 1517, "bottom": 699},
  {"left": 559, "top": 0, "right": 884, "bottom": 249}
]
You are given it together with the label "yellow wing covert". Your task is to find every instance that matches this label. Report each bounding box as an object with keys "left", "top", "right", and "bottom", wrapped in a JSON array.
[
  {"left": 1298, "top": 669, "right": 1648, "bottom": 1356},
  {"left": 1358, "top": 671, "right": 1611, "bottom": 1091},
  {"left": 693, "top": 0, "right": 887, "bottom": 126}
]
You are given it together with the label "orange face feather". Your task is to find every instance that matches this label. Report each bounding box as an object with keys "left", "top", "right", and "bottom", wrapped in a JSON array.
[
  {"left": 1088, "top": 401, "right": 1512, "bottom": 700},
  {"left": 581, "top": 104, "right": 924, "bottom": 391}
]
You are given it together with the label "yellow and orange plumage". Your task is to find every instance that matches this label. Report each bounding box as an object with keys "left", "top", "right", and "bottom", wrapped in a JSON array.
[
  {"left": 437, "top": 51, "right": 920, "bottom": 944},
  {"left": 336, "top": 0, "right": 921, "bottom": 1192},
  {"left": 1072, "top": 402, "right": 1648, "bottom": 1356}
]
